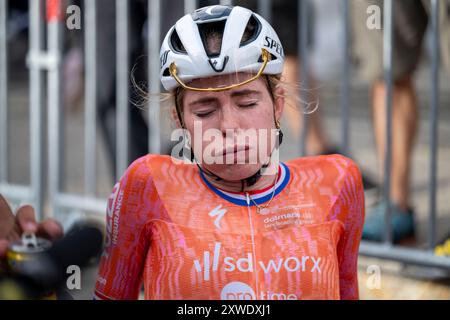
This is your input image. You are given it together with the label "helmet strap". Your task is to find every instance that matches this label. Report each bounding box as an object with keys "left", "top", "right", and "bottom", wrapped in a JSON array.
[{"left": 174, "top": 87, "right": 186, "bottom": 129}]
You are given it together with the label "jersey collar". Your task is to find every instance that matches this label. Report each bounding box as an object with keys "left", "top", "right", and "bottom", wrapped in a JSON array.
[{"left": 199, "top": 162, "right": 291, "bottom": 206}]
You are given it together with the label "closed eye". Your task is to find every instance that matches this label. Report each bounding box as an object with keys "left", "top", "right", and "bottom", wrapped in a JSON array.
[
  {"left": 195, "top": 111, "right": 215, "bottom": 118},
  {"left": 238, "top": 102, "right": 258, "bottom": 108}
]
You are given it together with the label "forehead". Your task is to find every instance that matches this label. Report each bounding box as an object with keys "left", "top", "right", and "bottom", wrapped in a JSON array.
[{"left": 183, "top": 73, "right": 268, "bottom": 102}]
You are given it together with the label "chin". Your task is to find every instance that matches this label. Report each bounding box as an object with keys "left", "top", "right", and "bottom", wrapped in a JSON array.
[{"left": 205, "top": 163, "right": 262, "bottom": 181}]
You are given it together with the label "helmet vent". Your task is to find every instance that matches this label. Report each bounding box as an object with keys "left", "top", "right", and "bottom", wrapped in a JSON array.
[
  {"left": 170, "top": 29, "right": 187, "bottom": 54},
  {"left": 258, "top": 52, "right": 277, "bottom": 63},
  {"left": 191, "top": 5, "right": 232, "bottom": 22},
  {"left": 240, "top": 15, "right": 262, "bottom": 47},
  {"left": 197, "top": 20, "right": 226, "bottom": 58},
  {"left": 162, "top": 68, "right": 171, "bottom": 77}
]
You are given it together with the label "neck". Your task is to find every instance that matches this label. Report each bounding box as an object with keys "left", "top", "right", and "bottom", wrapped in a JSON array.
[{"left": 200, "top": 161, "right": 280, "bottom": 193}]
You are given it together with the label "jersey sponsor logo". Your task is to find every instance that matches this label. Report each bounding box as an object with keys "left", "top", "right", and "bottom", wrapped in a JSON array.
[
  {"left": 221, "top": 281, "right": 255, "bottom": 300},
  {"left": 257, "top": 204, "right": 317, "bottom": 230},
  {"left": 208, "top": 205, "right": 227, "bottom": 229},
  {"left": 260, "top": 291, "right": 298, "bottom": 300},
  {"left": 263, "top": 212, "right": 301, "bottom": 228},
  {"left": 104, "top": 182, "right": 123, "bottom": 255},
  {"left": 220, "top": 281, "right": 298, "bottom": 300},
  {"left": 194, "top": 242, "right": 322, "bottom": 281},
  {"left": 96, "top": 277, "right": 107, "bottom": 286}
]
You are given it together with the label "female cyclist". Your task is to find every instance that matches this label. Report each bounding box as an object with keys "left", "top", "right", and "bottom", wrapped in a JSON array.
[{"left": 94, "top": 5, "right": 365, "bottom": 300}]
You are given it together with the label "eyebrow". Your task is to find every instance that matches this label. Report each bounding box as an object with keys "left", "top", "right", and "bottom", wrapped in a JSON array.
[
  {"left": 188, "top": 89, "right": 263, "bottom": 108},
  {"left": 230, "top": 89, "right": 262, "bottom": 98},
  {"left": 189, "top": 97, "right": 218, "bottom": 107}
]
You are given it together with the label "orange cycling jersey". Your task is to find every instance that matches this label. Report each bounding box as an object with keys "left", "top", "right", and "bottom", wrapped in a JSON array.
[{"left": 94, "top": 153, "right": 365, "bottom": 300}]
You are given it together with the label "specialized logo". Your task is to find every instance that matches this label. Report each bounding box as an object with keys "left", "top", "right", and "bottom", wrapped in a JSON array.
[
  {"left": 160, "top": 50, "right": 170, "bottom": 69},
  {"left": 208, "top": 205, "right": 227, "bottom": 229},
  {"left": 264, "top": 36, "right": 284, "bottom": 57},
  {"left": 193, "top": 242, "right": 322, "bottom": 281},
  {"left": 208, "top": 55, "right": 229, "bottom": 72}
]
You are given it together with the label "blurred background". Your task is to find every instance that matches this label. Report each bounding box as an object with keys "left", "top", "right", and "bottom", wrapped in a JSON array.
[{"left": 0, "top": 0, "right": 450, "bottom": 299}]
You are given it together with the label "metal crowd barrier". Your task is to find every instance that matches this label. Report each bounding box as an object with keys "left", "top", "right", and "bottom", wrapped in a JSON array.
[
  {"left": 0, "top": 0, "right": 449, "bottom": 270},
  {"left": 0, "top": 0, "right": 43, "bottom": 215},
  {"left": 358, "top": 0, "right": 449, "bottom": 270}
]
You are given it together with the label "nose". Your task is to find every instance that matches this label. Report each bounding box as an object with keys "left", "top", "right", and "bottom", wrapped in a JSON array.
[{"left": 219, "top": 102, "right": 241, "bottom": 136}]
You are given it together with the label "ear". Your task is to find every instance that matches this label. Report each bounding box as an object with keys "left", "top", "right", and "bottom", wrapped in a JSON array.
[{"left": 273, "top": 86, "right": 285, "bottom": 124}]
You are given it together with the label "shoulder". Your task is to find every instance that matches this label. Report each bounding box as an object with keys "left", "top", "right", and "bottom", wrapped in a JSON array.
[
  {"left": 286, "top": 154, "right": 362, "bottom": 183},
  {"left": 124, "top": 153, "right": 171, "bottom": 175},
  {"left": 106, "top": 155, "right": 175, "bottom": 227},
  {"left": 121, "top": 154, "right": 181, "bottom": 181},
  {"left": 285, "top": 154, "right": 364, "bottom": 206},
  {"left": 286, "top": 153, "right": 358, "bottom": 170},
  {"left": 111, "top": 154, "right": 167, "bottom": 201},
  {"left": 119, "top": 154, "right": 200, "bottom": 193}
]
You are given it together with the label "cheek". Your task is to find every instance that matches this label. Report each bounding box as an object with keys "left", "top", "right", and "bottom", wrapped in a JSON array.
[
  {"left": 245, "top": 104, "right": 274, "bottom": 129},
  {"left": 242, "top": 105, "right": 276, "bottom": 154},
  {"left": 184, "top": 117, "right": 218, "bottom": 151}
]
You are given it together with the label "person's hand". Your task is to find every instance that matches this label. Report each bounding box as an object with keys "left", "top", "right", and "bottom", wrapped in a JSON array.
[{"left": 0, "top": 194, "right": 63, "bottom": 259}]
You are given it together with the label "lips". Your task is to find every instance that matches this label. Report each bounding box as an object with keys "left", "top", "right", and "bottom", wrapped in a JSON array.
[{"left": 221, "top": 145, "right": 250, "bottom": 156}]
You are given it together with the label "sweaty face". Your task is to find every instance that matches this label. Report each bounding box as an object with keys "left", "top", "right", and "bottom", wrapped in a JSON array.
[{"left": 181, "top": 73, "right": 284, "bottom": 182}]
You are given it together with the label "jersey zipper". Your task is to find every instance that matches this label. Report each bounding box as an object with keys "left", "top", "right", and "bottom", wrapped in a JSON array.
[{"left": 246, "top": 192, "right": 259, "bottom": 300}]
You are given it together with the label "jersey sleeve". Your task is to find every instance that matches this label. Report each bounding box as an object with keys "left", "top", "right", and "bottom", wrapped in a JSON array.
[
  {"left": 329, "top": 156, "right": 365, "bottom": 300},
  {"left": 94, "top": 156, "right": 155, "bottom": 300}
]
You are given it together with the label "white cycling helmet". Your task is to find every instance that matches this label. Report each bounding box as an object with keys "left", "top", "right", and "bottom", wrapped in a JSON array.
[{"left": 159, "top": 5, "right": 285, "bottom": 92}]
